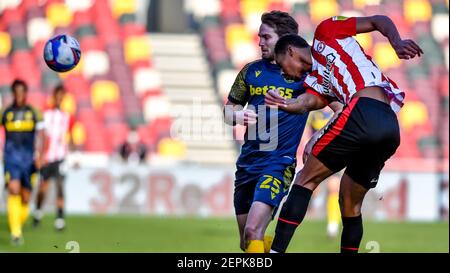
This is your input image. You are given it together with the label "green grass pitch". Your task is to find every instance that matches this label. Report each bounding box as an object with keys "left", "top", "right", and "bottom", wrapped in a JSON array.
[{"left": 0, "top": 214, "right": 448, "bottom": 253}]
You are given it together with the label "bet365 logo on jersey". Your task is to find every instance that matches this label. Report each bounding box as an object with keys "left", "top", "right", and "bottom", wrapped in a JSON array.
[{"left": 249, "top": 85, "right": 293, "bottom": 99}]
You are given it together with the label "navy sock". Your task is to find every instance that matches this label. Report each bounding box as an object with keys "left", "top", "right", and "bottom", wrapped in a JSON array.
[{"left": 271, "top": 184, "right": 313, "bottom": 253}]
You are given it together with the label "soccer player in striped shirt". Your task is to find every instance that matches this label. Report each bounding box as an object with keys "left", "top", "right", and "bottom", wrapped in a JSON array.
[
  {"left": 265, "top": 15, "right": 423, "bottom": 253},
  {"left": 33, "top": 85, "right": 75, "bottom": 231}
]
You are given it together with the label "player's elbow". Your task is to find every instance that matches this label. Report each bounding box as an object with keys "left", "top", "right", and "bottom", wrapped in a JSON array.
[{"left": 223, "top": 107, "right": 235, "bottom": 126}]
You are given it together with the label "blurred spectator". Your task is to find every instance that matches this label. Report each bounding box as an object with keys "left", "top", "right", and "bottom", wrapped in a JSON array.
[{"left": 118, "top": 129, "right": 148, "bottom": 164}]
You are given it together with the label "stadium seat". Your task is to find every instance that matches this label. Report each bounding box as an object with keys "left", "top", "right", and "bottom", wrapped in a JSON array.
[
  {"left": 0, "top": 64, "right": 14, "bottom": 86},
  {"left": 1, "top": 6, "right": 23, "bottom": 25},
  {"left": 82, "top": 51, "right": 110, "bottom": 78},
  {"left": 133, "top": 67, "right": 162, "bottom": 96},
  {"left": 71, "top": 120, "right": 87, "bottom": 147},
  {"left": 143, "top": 95, "right": 171, "bottom": 122},
  {"left": 225, "top": 24, "right": 252, "bottom": 52},
  {"left": 41, "top": 69, "right": 61, "bottom": 91},
  {"left": 309, "top": 0, "right": 340, "bottom": 23},
  {"left": 60, "top": 92, "right": 77, "bottom": 116},
  {"left": 355, "top": 33, "right": 373, "bottom": 54},
  {"left": 431, "top": 13, "right": 449, "bottom": 43},
  {"left": 110, "top": 0, "right": 137, "bottom": 19},
  {"left": 0, "top": 32, "right": 12, "bottom": 57},
  {"left": 90, "top": 80, "right": 120, "bottom": 110},
  {"left": 217, "top": 69, "right": 239, "bottom": 97},
  {"left": 373, "top": 42, "right": 401, "bottom": 70},
  {"left": 105, "top": 122, "right": 129, "bottom": 149},
  {"left": 400, "top": 100, "right": 429, "bottom": 132},
  {"left": 157, "top": 137, "right": 187, "bottom": 159},
  {"left": 27, "top": 17, "right": 53, "bottom": 47},
  {"left": 124, "top": 36, "right": 151, "bottom": 65},
  {"left": 65, "top": 0, "right": 94, "bottom": 12},
  {"left": 404, "top": 0, "right": 432, "bottom": 25},
  {"left": 352, "top": 0, "right": 382, "bottom": 10},
  {"left": 46, "top": 2, "right": 74, "bottom": 28}
]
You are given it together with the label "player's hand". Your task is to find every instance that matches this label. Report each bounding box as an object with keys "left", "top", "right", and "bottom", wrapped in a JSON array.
[
  {"left": 265, "top": 89, "right": 287, "bottom": 108},
  {"left": 303, "top": 133, "right": 320, "bottom": 163},
  {"left": 392, "top": 39, "right": 424, "bottom": 60},
  {"left": 234, "top": 109, "right": 257, "bottom": 126}
]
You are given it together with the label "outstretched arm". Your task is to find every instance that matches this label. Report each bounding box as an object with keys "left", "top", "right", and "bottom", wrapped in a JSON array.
[
  {"left": 355, "top": 15, "right": 424, "bottom": 59},
  {"left": 265, "top": 89, "right": 329, "bottom": 115}
]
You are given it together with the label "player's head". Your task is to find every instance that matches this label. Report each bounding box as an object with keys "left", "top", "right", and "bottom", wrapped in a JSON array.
[
  {"left": 259, "top": 10, "right": 298, "bottom": 60},
  {"left": 11, "top": 79, "right": 28, "bottom": 107},
  {"left": 274, "top": 34, "right": 311, "bottom": 80},
  {"left": 52, "top": 84, "right": 66, "bottom": 108}
]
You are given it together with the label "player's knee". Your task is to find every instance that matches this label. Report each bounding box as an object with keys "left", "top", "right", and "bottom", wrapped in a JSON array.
[
  {"left": 244, "top": 224, "right": 263, "bottom": 241},
  {"left": 294, "top": 170, "right": 321, "bottom": 190},
  {"left": 8, "top": 182, "right": 20, "bottom": 195},
  {"left": 339, "top": 197, "right": 362, "bottom": 217},
  {"left": 39, "top": 181, "right": 49, "bottom": 192}
]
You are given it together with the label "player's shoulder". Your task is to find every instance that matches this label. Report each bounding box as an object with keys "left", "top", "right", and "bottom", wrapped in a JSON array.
[
  {"left": 26, "top": 105, "right": 43, "bottom": 118},
  {"left": 1, "top": 104, "right": 14, "bottom": 114},
  {"left": 239, "top": 59, "right": 264, "bottom": 76},
  {"left": 315, "top": 16, "right": 353, "bottom": 38}
]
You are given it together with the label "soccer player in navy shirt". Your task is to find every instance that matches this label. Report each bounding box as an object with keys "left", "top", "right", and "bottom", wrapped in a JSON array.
[
  {"left": 223, "top": 11, "right": 342, "bottom": 253},
  {"left": 1, "top": 79, "right": 45, "bottom": 245}
]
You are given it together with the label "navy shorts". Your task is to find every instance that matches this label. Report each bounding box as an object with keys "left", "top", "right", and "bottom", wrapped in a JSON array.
[
  {"left": 312, "top": 97, "right": 400, "bottom": 189},
  {"left": 4, "top": 161, "right": 38, "bottom": 190},
  {"left": 234, "top": 162, "right": 296, "bottom": 215}
]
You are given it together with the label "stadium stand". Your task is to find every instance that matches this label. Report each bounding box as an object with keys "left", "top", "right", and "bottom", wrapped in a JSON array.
[{"left": 0, "top": 0, "right": 448, "bottom": 165}]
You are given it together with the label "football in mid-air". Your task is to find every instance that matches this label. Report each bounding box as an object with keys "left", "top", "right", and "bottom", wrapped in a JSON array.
[{"left": 43, "top": 34, "right": 81, "bottom": 72}]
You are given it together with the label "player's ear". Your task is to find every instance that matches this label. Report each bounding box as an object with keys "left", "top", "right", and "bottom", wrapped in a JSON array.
[{"left": 287, "top": 45, "right": 294, "bottom": 57}]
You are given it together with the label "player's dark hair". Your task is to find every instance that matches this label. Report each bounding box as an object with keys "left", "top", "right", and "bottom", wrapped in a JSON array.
[
  {"left": 274, "top": 34, "right": 310, "bottom": 56},
  {"left": 11, "top": 79, "right": 28, "bottom": 92},
  {"left": 54, "top": 84, "right": 66, "bottom": 94},
  {"left": 261, "top": 10, "right": 298, "bottom": 37}
]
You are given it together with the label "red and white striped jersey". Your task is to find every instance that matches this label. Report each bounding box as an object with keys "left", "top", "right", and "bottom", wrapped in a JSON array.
[
  {"left": 304, "top": 16, "right": 405, "bottom": 112},
  {"left": 43, "top": 108, "right": 75, "bottom": 163}
]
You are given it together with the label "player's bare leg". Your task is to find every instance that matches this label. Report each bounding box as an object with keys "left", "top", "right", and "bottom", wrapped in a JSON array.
[
  {"left": 326, "top": 175, "right": 341, "bottom": 238},
  {"left": 270, "top": 155, "right": 334, "bottom": 252},
  {"left": 20, "top": 187, "right": 31, "bottom": 226},
  {"left": 338, "top": 174, "right": 368, "bottom": 253},
  {"left": 243, "top": 201, "right": 273, "bottom": 253},
  {"left": 236, "top": 214, "right": 248, "bottom": 251},
  {"left": 33, "top": 179, "right": 49, "bottom": 227},
  {"left": 7, "top": 180, "right": 23, "bottom": 245},
  {"left": 54, "top": 176, "right": 66, "bottom": 231}
]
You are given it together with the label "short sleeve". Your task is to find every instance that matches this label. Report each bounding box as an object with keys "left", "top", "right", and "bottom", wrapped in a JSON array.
[
  {"left": 303, "top": 73, "right": 334, "bottom": 106},
  {"left": 228, "top": 63, "right": 251, "bottom": 106},
  {"left": 316, "top": 16, "right": 356, "bottom": 40}
]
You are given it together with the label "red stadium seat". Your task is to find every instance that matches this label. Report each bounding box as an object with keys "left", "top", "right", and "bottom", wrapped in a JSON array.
[
  {"left": 0, "top": 64, "right": 14, "bottom": 86},
  {"left": 1, "top": 8, "right": 24, "bottom": 26},
  {"left": 80, "top": 36, "right": 104, "bottom": 51},
  {"left": 72, "top": 10, "right": 93, "bottom": 30}
]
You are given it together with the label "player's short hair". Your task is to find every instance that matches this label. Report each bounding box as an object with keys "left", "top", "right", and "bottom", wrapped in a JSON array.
[
  {"left": 11, "top": 79, "right": 28, "bottom": 92},
  {"left": 274, "top": 34, "right": 310, "bottom": 56},
  {"left": 261, "top": 10, "right": 298, "bottom": 37},
  {"left": 53, "top": 84, "right": 66, "bottom": 94}
]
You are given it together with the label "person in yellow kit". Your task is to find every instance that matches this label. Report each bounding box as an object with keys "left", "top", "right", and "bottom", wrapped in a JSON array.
[
  {"left": 307, "top": 109, "right": 341, "bottom": 238},
  {"left": 1, "top": 79, "right": 45, "bottom": 245}
]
